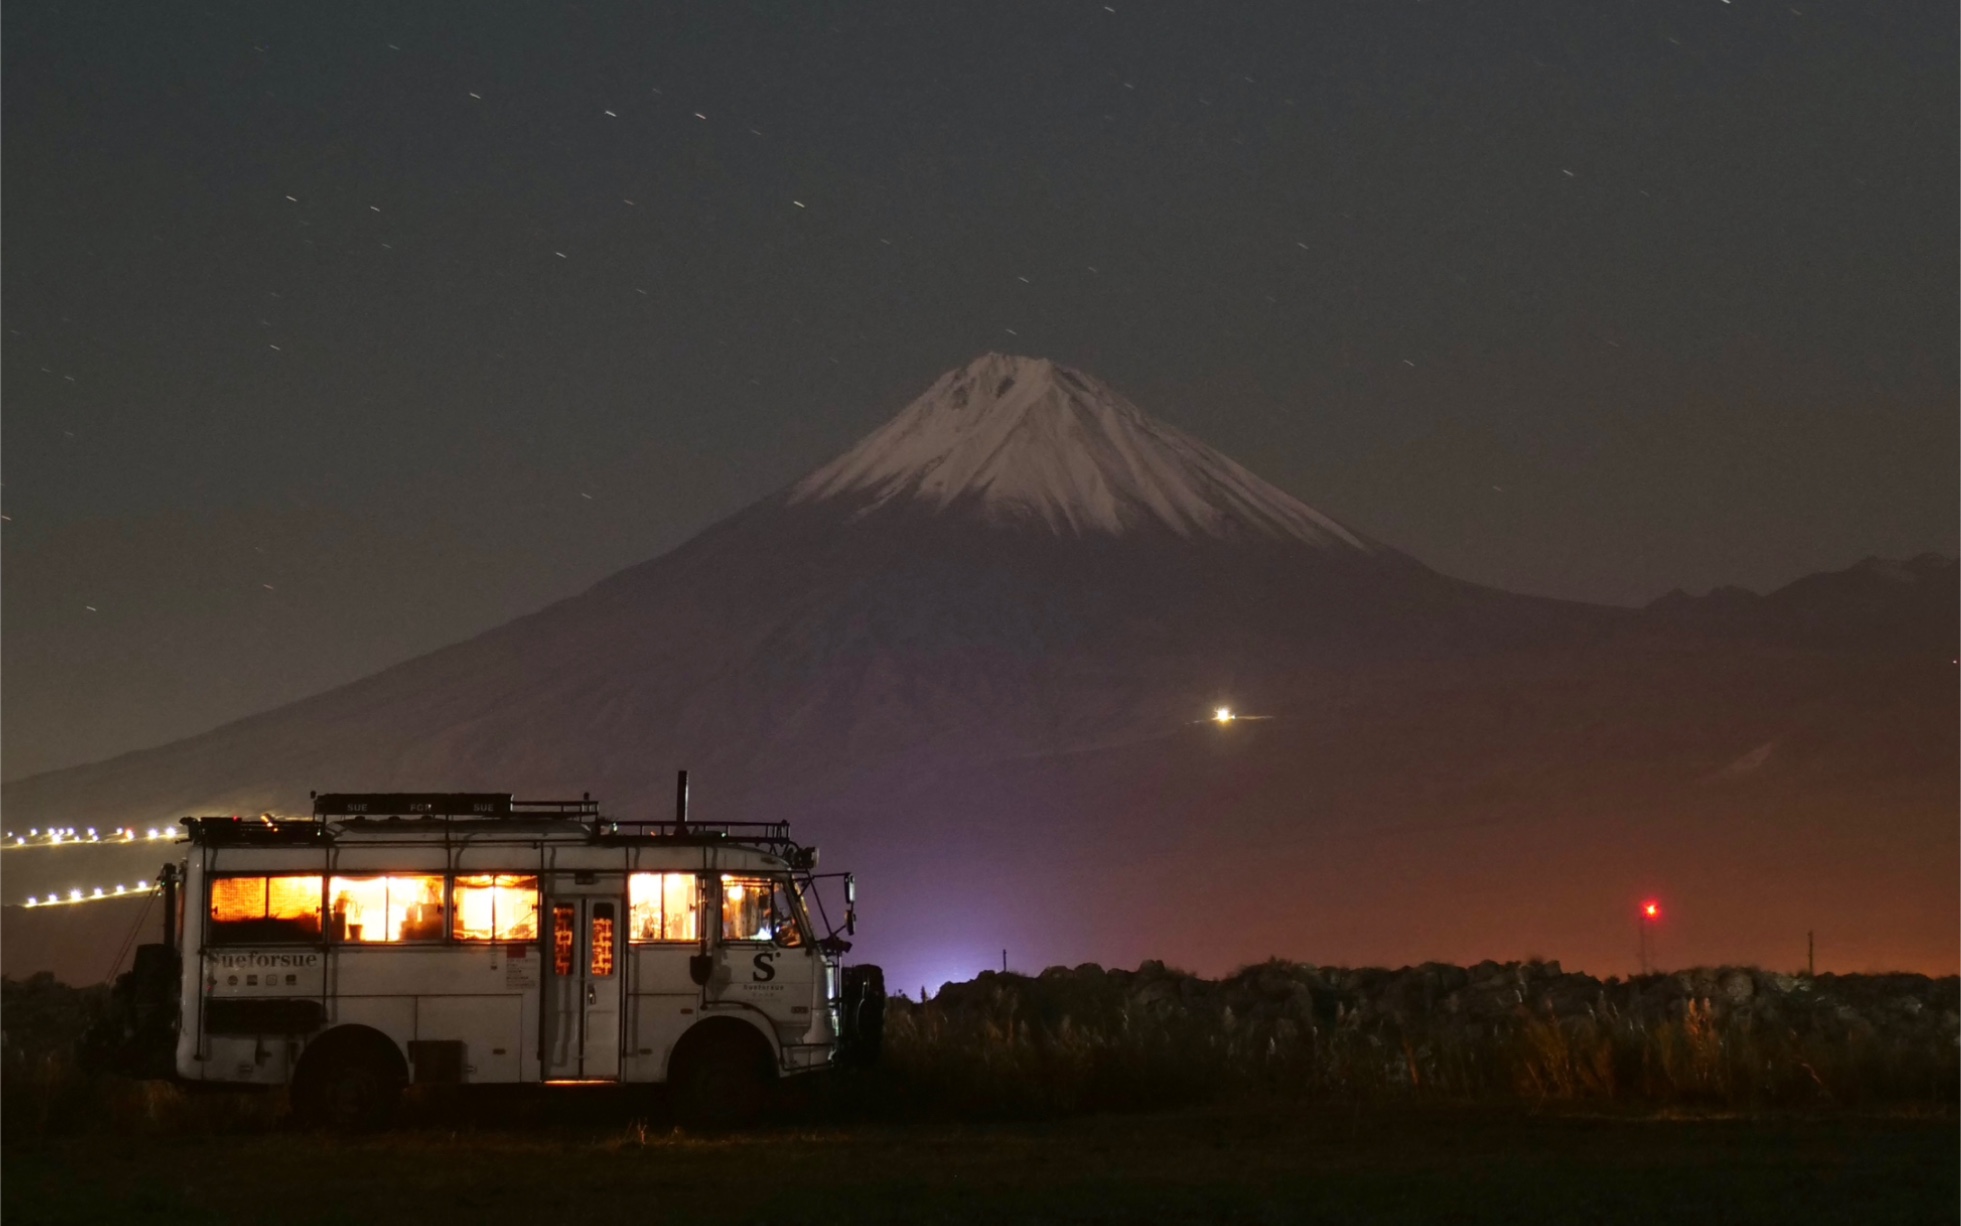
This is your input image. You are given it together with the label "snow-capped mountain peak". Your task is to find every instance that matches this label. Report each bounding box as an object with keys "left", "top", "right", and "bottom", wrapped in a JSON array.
[{"left": 790, "top": 354, "right": 1370, "bottom": 549}]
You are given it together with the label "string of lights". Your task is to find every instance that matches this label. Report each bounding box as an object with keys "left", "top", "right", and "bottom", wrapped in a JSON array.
[
  {"left": 1, "top": 826, "right": 178, "bottom": 850},
  {"left": 19, "top": 883, "right": 162, "bottom": 908}
]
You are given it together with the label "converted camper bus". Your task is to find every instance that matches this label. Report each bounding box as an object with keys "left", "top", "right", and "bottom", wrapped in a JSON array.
[{"left": 157, "top": 786, "right": 881, "bottom": 1126}]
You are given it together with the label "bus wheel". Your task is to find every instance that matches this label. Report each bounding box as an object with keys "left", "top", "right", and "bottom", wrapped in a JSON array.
[
  {"left": 673, "top": 1031, "right": 772, "bottom": 1129},
  {"left": 294, "top": 1049, "right": 402, "bottom": 1130}
]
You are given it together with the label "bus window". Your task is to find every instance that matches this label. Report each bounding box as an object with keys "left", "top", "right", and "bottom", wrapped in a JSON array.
[
  {"left": 720, "top": 875, "right": 805, "bottom": 947},
  {"left": 770, "top": 878, "right": 806, "bottom": 949},
  {"left": 628, "top": 872, "right": 699, "bottom": 942},
  {"left": 209, "top": 875, "right": 322, "bottom": 944},
  {"left": 591, "top": 903, "right": 616, "bottom": 977},
  {"left": 328, "top": 875, "right": 445, "bottom": 942},
  {"left": 452, "top": 874, "right": 540, "bottom": 941},
  {"left": 552, "top": 904, "right": 575, "bottom": 975}
]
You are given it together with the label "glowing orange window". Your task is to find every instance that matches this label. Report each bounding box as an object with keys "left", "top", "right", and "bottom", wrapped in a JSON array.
[
  {"left": 327, "top": 875, "right": 444, "bottom": 943},
  {"left": 552, "top": 903, "right": 575, "bottom": 976},
  {"left": 452, "top": 874, "right": 540, "bottom": 941},
  {"left": 209, "top": 876, "right": 323, "bottom": 944},
  {"left": 628, "top": 872, "right": 699, "bottom": 943},
  {"left": 590, "top": 904, "right": 616, "bottom": 978}
]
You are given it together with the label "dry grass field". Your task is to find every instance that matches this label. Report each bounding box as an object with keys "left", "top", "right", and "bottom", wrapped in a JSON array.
[
  {"left": 5, "top": 1100, "right": 1956, "bottom": 1226},
  {"left": 7, "top": 965, "right": 1955, "bottom": 1223}
]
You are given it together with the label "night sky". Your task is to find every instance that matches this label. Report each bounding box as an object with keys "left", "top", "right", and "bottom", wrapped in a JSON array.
[{"left": 5, "top": 1, "right": 1954, "bottom": 779}]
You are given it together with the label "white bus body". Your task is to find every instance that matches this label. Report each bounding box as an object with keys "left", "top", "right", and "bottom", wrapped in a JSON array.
[{"left": 171, "top": 792, "right": 867, "bottom": 1122}]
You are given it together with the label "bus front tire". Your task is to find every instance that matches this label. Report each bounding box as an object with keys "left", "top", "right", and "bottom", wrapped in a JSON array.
[{"left": 671, "top": 1030, "right": 773, "bottom": 1129}]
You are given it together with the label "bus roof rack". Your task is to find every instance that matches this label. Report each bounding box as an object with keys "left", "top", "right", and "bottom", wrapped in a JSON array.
[
  {"left": 311, "top": 793, "right": 599, "bottom": 819},
  {"left": 601, "top": 819, "right": 815, "bottom": 868},
  {"left": 176, "top": 801, "right": 813, "bottom": 864},
  {"left": 315, "top": 793, "right": 513, "bottom": 817},
  {"left": 182, "top": 816, "right": 333, "bottom": 845}
]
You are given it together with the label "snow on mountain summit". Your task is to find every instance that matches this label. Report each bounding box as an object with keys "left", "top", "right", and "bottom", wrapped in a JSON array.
[{"left": 791, "top": 354, "right": 1370, "bottom": 549}]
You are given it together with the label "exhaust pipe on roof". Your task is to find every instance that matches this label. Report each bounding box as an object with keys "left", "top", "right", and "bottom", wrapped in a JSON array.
[
  {"left": 159, "top": 863, "right": 179, "bottom": 951},
  {"left": 675, "top": 769, "right": 689, "bottom": 833}
]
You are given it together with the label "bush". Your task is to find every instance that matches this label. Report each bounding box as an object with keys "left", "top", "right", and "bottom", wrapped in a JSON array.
[
  {"left": 2, "top": 974, "right": 279, "bottom": 1142},
  {"left": 5, "top": 962, "right": 1954, "bottom": 1135},
  {"left": 876, "top": 961, "right": 1961, "bottom": 1116}
]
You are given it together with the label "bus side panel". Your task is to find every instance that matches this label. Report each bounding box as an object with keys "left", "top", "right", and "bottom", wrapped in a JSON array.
[
  {"left": 627, "top": 993, "right": 699, "bottom": 1082},
  {"left": 331, "top": 946, "right": 540, "bottom": 1084},
  {"left": 418, "top": 995, "right": 524, "bottom": 1083},
  {"left": 177, "top": 949, "right": 204, "bottom": 1080},
  {"left": 329, "top": 995, "right": 415, "bottom": 1047},
  {"left": 196, "top": 1034, "right": 297, "bottom": 1085}
]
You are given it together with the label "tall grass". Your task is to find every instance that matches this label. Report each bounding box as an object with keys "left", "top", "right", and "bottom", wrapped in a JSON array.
[
  {"left": 878, "top": 962, "right": 1961, "bottom": 1117},
  {"left": 5, "top": 962, "right": 1955, "bottom": 1136},
  {"left": 2, "top": 973, "right": 286, "bottom": 1141}
]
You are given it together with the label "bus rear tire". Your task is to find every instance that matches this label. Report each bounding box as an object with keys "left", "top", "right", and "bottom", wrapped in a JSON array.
[
  {"left": 672, "top": 1030, "right": 772, "bottom": 1129},
  {"left": 293, "top": 1047, "right": 403, "bottom": 1130}
]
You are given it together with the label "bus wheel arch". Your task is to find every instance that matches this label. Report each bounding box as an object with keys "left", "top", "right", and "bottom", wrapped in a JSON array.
[
  {"left": 668, "top": 1015, "right": 776, "bottom": 1128},
  {"left": 291, "top": 1024, "right": 407, "bottom": 1129}
]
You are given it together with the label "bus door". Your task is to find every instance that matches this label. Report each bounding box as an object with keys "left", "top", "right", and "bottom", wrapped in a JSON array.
[{"left": 545, "top": 895, "right": 623, "bottom": 1080}]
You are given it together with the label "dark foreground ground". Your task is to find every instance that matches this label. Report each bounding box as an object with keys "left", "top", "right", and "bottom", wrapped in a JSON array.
[{"left": 6, "top": 1102, "right": 1955, "bottom": 1226}]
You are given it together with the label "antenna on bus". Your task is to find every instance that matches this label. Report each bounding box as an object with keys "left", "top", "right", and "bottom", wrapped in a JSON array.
[{"left": 675, "top": 770, "right": 689, "bottom": 833}]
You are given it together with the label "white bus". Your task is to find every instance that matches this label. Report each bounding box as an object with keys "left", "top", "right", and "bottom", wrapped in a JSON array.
[{"left": 156, "top": 785, "right": 881, "bottom": 1126}]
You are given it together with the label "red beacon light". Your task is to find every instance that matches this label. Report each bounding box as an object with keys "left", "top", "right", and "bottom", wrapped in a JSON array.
[{"left": 1636, "top": 898, "right": 1663, "bottom": 973}]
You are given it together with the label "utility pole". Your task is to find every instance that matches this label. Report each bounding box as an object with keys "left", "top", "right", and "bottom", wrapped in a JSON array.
[
  {"left": 1001, "top": 949, "right": 1008, "bottom": 974},
  {"left": 1807, "top": 930, "right": 1815, "bottom": 978}
]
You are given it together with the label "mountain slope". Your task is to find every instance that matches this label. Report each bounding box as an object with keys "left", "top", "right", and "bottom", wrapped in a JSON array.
[
  {"left": 1646, "top": 553, "right": 1957, "bottom": 654},
  {"left": 0, "top": 355, "right": 1526, "bottom": 826},
  {"left": 4, "top": 355, "right": 1953, "bottom": 983}
]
